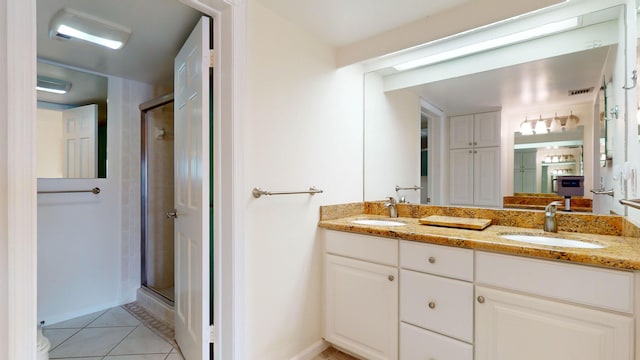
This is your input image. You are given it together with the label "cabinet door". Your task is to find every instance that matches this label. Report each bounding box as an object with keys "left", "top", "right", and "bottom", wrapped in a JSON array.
[
  {"left": 449, "top": 115, "right": 474, "bottom": 149},
  {"left": 325, "top": 254, "right": 398, "bottom": 360},
  {"left": 473, "top": 112, "right": 500, "bottom": 147},
  {"left": 521, "top": 150, "right": 537, "bottom": 169},
  {"left": 449, "top": 149, "right": 474, "bottom": 205},
  {"left": 474, "top": 147, "right": 501, "bottom": 207},
  {"left": 513, "top": 169, "right": 524, "bottom": 193},
  {"left": 521, "top": 168, "right": 537, "bottom": 193},
  {"left": 475, "top": 286, "right": 633, "bottom": 360}
]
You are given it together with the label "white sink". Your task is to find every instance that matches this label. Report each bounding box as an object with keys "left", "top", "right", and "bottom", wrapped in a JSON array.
[
  {"left": 352, "top": 219, "right": 406, "bottom": 227},
  {"left": 500, "top": 234, "right": 605, "bottom": 249}
]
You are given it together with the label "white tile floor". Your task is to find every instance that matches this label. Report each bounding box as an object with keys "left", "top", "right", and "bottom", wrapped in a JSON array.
[{"left": 45, "top": 306, "right": 183, "bottom": 360}]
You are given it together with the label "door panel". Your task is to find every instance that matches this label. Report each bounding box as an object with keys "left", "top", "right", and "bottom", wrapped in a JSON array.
[
  {"left": 62, "top": 104, "right": 97, "bottom": 178},
  {"left": 174, "top": 16, "right": 210, "bottom": 360}
]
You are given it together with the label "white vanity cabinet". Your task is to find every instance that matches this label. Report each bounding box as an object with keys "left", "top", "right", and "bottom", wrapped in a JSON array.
[
  {"left": 475, "top": 252, "right": 635, "bottom": 360},
  {"left": 324, "top": 230, "right": 399, "bottom": 360},
  {"left": 322, "top": 229, "right": 638, "bottom": 360},
  {"left": 399, "top": 241, "right": 474, "bottom": 360}
]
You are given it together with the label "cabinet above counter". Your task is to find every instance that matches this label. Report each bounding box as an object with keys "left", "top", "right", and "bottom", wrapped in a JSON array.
[{"left": 318, "top": 202, "right": 640, "bottom": 271}]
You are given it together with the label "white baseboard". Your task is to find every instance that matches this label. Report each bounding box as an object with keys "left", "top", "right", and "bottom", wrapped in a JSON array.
[{"left": 290, "top": 339, "right": 330, "bottom": 360}]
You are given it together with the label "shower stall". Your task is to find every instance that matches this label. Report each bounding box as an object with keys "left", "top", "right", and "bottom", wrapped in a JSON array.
[{"left": 140, "top": 93, "right": 175, "bottom": 304}]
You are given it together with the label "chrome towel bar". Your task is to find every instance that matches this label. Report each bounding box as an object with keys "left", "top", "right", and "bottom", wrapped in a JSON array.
[
  {"left": 395, "top": 185, "right": 423, "bottom": 191},
  {"left": 252, "top": 186, "right": 323, "bottom": 198},
  {"left": 620, "top": 199, "right": 640, "bottom": 210},
  {"left": 38, "top": 187, "right": 101, "bottom": 195},
  {"left": 590, "top": 188, "right": 614, "bottom": 197}
]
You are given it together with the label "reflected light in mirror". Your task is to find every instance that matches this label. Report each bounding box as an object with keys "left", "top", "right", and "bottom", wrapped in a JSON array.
[{"left": 37, "top": 76, "right": 71, "bottom": 94}]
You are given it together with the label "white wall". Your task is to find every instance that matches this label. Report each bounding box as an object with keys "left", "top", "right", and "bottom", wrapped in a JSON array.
[
  {"left": 37, "top": 77, "right": 151, "bottom": 324},
  {"left": 245, "top": 1, "right": 363, "bottom": 358},
  {"left": 364, "top": 73, "right": 421, "bottom": 203},
  {"left": 36, "top": 108, "right": 64, "bottom": 178}
]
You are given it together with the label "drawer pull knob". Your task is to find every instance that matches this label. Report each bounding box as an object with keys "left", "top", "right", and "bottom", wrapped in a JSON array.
[
  {"left": 428, "top": 256, "right": 436, "bottom": 264},
  {"left": 428, "top": 301, "right": 436, "bottom": 309},
  {"left": 388, "top": 275, "right": 395, "bottom": 281},
  {"left": 477, "top": 296, "right": 485, "bottom": 304}
]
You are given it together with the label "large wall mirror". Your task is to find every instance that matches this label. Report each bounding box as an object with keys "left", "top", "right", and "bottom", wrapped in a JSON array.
[
  {"left": 37, "top": 61, "right": 108, "bottom": 178},
  {"left": 363, "top": 3, "right": 626, "bottom": 213}
]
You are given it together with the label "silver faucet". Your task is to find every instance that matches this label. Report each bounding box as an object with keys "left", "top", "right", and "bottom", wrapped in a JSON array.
[
  {"left": 544, "top": 201, "right": 564, "bottom": 232},
  {"left": 385, "top": 197, "right": 398, "bottom": 218}
]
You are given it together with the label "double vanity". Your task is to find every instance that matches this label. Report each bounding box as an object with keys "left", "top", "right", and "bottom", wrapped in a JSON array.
[{"left": 319, "top": 202, "right": 640, "bottom": 360}]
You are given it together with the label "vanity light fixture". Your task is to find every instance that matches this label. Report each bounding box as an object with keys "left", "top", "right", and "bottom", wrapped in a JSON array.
[
  {"left": 50, "top": 8, "right": 131, "bottom": 50},
  {"left": 520, "top": 117, "right": 533, "bottom": 135},
  {"left": 520, "top": 112, "right": 579, "bottom": 135},
  {"left": 534, "top": 115, "right": 547, "bottom": 134},
  {"left": 393, "top": 17, "right": 579, "bottom": 71},
  {"left": 36, "top": 76, "right": 71, "bottom": 94}
]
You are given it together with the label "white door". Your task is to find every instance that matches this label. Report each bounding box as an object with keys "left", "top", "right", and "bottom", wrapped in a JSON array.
[
  {"left": 325, "top": 254, "right": 398, "bottom": 360},
  {"left": 62, "top": 104, "right": 97, "bottom": 178},
  {"left": 475, "top": 286, "right": 633, "bottom": 360},
  {"left": 474, "top": 147, "right": 500, "bottom": 207},
  {"left": 174, "top": 16, "right": 210, "bottom": 360},
  {"left": 449, "top": 149, "right": 474, "bottom": 205}
]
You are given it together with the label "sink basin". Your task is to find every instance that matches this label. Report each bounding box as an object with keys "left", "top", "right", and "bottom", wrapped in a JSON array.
[
  {"left": 352, "top": 219, "right": 406, "bottom": 227},
  {"left": 500, "top": 234, "right": 606, "bottom": 249}
]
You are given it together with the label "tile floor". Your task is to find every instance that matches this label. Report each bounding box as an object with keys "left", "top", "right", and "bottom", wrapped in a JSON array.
[
  {"left": 44, "top": 306, "right": 183, "bottom": 360},
  {"left": 45, "top": 306, "right": 357, "bottom": 360},
  {"left": 312, "top": 346, "right": 360, "bottom": 360}
]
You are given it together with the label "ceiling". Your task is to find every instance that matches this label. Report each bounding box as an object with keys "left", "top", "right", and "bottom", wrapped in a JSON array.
[
  {"left": 36, "top": 0, "right": 614, "bottom": 118},
  {"left": 37, "top": 61, "right": 107, "bottom": 107},
  {"left": 37, "top": 0, "right": 202, "bottom": 88},
  {"left": 255, "top": 0, "right": 468, "bottom": 46},
  {"left": 412, "top": 46, "right": 612, "bottom": 115}
]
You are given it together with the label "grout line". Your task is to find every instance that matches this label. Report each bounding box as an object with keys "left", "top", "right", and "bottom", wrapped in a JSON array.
[{"left": 102, "top": 325, "right": 139, "bottom": 358}]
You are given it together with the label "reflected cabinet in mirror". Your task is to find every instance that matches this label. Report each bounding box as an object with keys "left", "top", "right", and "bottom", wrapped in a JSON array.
[
  {"left": 37, "top": 61, "right": 108, "bottom": 178},
  {"left": 363, "top": 3, "right": 626, "bottom": 213}
]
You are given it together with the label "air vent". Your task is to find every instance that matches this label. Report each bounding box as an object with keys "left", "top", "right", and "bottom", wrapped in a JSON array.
[{"left": 568, "top": 87, "right": 594, "bottom": 96}]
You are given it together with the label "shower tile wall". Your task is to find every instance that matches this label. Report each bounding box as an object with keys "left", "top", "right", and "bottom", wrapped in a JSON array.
[{"left": 146, "top": 103, "right": 175, "bottom": 298}]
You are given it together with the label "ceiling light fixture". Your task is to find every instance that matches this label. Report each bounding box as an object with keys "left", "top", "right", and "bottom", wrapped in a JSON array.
[
  {"left": 393, "top": 17, "right": 579, "bottom": 71},
  {"left": 50, "top": 8, "right": 131, "bottom": 50},
  {"left": 36, "top": 76, "right": 72, "bottom": 94}
]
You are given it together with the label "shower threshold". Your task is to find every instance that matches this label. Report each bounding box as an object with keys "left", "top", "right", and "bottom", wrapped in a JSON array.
[{"left": 142, "top": 284, "right": 175, "bottom": 306}]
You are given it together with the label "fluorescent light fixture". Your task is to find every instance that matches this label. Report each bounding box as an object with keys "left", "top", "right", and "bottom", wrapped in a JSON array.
[
  {"left": 394, "top": 17, "right": 579, "bottom": 71},
  {"left": 50, "top": 8, "right": 131, "bottom": 50},
  {"left": 36, "top": 76, "right": 72, "bottom": 94}
]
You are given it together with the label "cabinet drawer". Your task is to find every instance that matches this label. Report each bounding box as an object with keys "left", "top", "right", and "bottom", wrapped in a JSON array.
[
  {"left": 476, "top": 251, "right": 634, "bottom": 314},
  {"left": 400, "top": 269, "right": 473, "bottom": 343},
  {"left": 325, "top": 230, "right": 398, "bottom": 266},
  {"left": 400, "top": 240, "right": 473, "bottom": 281},
  {"left": 400, "top": 322, "right": 472, "bottom": 360}
]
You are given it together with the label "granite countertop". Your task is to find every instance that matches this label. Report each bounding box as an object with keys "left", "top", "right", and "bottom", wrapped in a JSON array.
[{"left": 319, "top": 215, "right": 640, "bottom": 271}]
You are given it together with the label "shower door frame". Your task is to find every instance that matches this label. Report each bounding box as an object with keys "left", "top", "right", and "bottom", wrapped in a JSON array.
[{"left": 140, "top": 92, "right": 175, "bottom": 305}]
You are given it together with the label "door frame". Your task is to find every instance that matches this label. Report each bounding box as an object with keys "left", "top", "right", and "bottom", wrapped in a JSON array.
[{"left": 2, "top": 0, "right": 247, "bottom": 359}]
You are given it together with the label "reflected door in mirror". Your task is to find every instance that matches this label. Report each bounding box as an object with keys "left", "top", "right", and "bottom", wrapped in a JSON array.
[
  {"left": 514, "top": 149, "right": 537, "bottom": 193},
  {"left": 37, "top": 104, "right": 98, "bottom": 178}
]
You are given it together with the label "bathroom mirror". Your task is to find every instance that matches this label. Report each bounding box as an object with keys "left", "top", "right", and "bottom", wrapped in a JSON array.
[
  {"left": 36, "top": 61, "right": 108, "bottom": 178},
  {"left": 513, "top": 126, "right": 584, "bottom": 194},
  {"left": 363, "top": 4, "right": 625, "bottom": 208}
]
